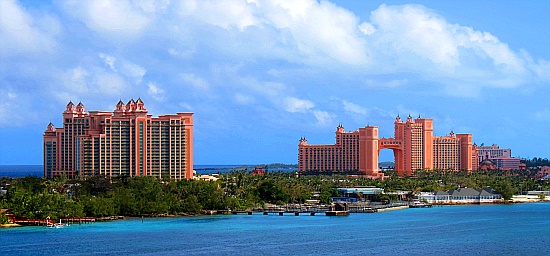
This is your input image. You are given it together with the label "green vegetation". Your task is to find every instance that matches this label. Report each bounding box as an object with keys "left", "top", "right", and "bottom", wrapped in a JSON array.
[
  {"left": 523, "top": 157, "right": 550, "bottom": 168},
  {"left": 0, "top": 168, "right": 548, "bottom": 220}
]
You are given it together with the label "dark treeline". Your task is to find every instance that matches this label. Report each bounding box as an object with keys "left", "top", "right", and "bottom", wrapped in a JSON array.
[
  {"left": 523, "top": 157, "right": 550, "bottom": 167},
  {"left": 1, "top": 168, "right": 548, "bottom": 222}
]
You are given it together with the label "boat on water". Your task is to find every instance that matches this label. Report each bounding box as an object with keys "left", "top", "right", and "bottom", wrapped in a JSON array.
[
  {"left": 47, "top": 219, "right": 68, "bottom": 228},
  {"left": 409, "top": 201, "right": 433, "bottom": 208}
]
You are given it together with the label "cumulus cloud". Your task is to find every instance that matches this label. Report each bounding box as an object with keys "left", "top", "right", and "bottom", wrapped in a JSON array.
[
  {"left": 148, "top": 82, "right": 165, "bottom": 101},
  {"left": 181, "top": 73, "right": 209, "bottom": 89},
  {"left": 120, "top": 61, "right": 146, "bottom": 84},
  {"left": 99, "top": 53, "right": 117, "bottom": 71},
  {"left": 0, "top": 0, "right": 59, "bottom": 55},
  {"left": 358, "top": 22, "right": 376, "bottom": 35},
  {"left": 283, "top": 96, "right": 315, "bottom": 113},
  {"left": 364, "top": 4, "right": 545, "bottom": 90},
  {"left": 313, "top": 110, "right": 335, "bottom": 125},
  {"left": 178, "top": 0, "right": 259, "bottom": 31},
  {"left": 342, "top": 100, "right": 367, "bottom": 115},
  {"left": 99, "top": 53, "right": 146, "bottom": 84},
  {"left": 59, "top": 66, "right": 127, "bottom": 97},
  {"left": 59, "top": 0, "right": 155, "bottom": 37}
]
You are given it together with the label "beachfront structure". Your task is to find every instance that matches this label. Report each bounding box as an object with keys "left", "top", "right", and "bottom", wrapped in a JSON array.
[
  {"left": 43, "top": 99, "right": 194, "bottom": 180},
  {"left": 298, "top": 115, "right": 474, "bottom": 177},
  {"left": 418, "top": 188, "right": 503, "bottom": 204}
]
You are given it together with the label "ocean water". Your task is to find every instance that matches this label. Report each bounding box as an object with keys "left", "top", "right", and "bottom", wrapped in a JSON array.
[
  {"left": 0, "top": 165, "right": 295, "bottom": 178},
  {"left": 1, "top": 203, "right": 549, "bottom": 256},
  {"left": 0, "top": 165, "right": 43, "bottom": 178}
]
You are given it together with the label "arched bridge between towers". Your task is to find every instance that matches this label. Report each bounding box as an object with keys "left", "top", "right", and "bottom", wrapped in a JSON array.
[
  {"left": 378, "top": 138, "right": 404, "bottom": 175},
  {"left": 378, "top": 138, "right": 402, "bottom": 151}
]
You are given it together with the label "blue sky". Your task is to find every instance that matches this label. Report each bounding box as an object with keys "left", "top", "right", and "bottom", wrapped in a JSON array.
[{"left": 0, "top": 0, "right": 548, "bottom": 165}]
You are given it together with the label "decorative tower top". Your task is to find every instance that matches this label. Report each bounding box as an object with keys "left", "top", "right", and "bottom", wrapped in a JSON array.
[
  {"left": 76, "top": 101, "right": 86, "bottom": 113},
  {"left": 406, "top": 114, "right": 413, "bottom": 123},
  {"left": 299, "top": 137, "right": 308, "bottom": 146},
  {"left": 65, "top": 101, "right": 76, "bottom": 113},
  {"left": 336, "top": 123, "right": 345, "bottom": 133},
  {"left": 126, "top": 98, "right": 136, "bottom": 112},
  {"left": 135, "top": 97, "right": 147, "bottom": 112},
  {"left": 46, "top": 122, "right": 56, "bottom": 132},
  {"left": 450, "top": 130, "right": 455, "bottom": 137},
  {"left": 115, "top": 100, "right": 125, "bottom": 113},
  {"left": 395, "top": 114, "right": 401, "bottom": 123}
]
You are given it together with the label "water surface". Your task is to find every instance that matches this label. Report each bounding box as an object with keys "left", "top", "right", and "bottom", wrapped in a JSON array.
[{"left": 1, "top": 203, "right": 549, "bottom": 255}]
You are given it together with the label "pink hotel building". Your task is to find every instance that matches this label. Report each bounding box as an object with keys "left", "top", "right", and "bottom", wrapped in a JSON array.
[
  {"left": 43, "top": 99, "right": 194, "bottom": 180},
  {"left": 298, "top": 115, "right": 476, "bottom": 177}
]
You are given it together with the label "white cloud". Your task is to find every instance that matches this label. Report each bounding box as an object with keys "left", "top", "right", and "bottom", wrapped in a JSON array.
[
  {"left": 342, "top": 100, "right": 367, "bottom": 115},
  {"left": 365, "top": 4, "right": 537, "bottom": 90},
  {"left": 99, "top": 53, "right": 117, "bottom": 71},
  {"left": 0, "top": 0, "right": 58, "bottom": 55},
  {"left": 313, "top": 110, "right": 335, "bottom": 125},
  {"left": 95, "top": 72, "right": 127, "bottom": 95},
  {"left": 148, "top": 82, "right": 165, "bottom": 101},
  {"left": 258, "top": 0, "right": 368, "bottom": 65},
  {"left": 120, "top": 61, "right": 146, "bottom": 84},
  {"left": 178, "top": 0, "right": 259, "bottom": 31},
  {"left": 99, "top": 53, "right": 146, "bottom": 84},
  {"left": 168, "top": 48, "right": 194, "bottom": 59},
  {"left": 358, "top": 22, "right": 376, "bottom": 35},
  {"left": 62, "top": 66, "right": 90, "bottom": 94},
  {"left": 181, "top": 73, "right": 209, "bottom": 89},
  {"left": 369, "top": 4, "right": 460, "bottom": 68},
  {"left": 234, "top": 93, "right": 255, "bottom": 105},
  {"left": 59, "top": 0, "right": 152, "bottom": 37},
  {"left": 59, "top": 66, "right": 127, "bottom": 97},
  {"left": 283, "top": 96, "right": 314, "bottom": 113}
]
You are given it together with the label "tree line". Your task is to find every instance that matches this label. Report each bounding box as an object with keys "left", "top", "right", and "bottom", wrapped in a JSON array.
[{"left": 1, "top": 168, "right": 548, "bottom": 223}]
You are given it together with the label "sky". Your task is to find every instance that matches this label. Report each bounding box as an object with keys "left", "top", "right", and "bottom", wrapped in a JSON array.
[{"left": 0, "top": 0, "right": 548, "bottom": 165}]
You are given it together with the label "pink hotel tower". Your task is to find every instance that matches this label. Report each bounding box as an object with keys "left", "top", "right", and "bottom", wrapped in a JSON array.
[
  {"left": 298, "top": 115, "right": 476, "bottom": 177},
  {"left": 43, "top": 99, "right": 194, "bottom": 180}
]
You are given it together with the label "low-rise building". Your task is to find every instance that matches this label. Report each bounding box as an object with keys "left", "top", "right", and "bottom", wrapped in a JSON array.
[{"left": 418, "top": 188, "right": 502, "bottom": 204}]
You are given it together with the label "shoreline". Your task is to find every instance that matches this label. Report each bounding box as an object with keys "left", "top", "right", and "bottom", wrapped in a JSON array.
[{"left": 3, "top": 201, "right": 549, "bottom": 229}]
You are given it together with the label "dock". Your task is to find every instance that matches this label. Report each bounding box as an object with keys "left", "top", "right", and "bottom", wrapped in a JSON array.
[
  {"left": 325, "top": 211, "right": 350, "bottom": 216},
  {"left": 201, "top": 202, "right": 413, "bottom": 217}
]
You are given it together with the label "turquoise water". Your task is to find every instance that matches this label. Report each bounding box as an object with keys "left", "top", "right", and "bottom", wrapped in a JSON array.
[{"left": 1, "top": 203, "right": 549, "bottom": 255}]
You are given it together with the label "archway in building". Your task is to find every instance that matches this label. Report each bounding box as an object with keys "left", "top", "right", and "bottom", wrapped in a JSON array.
[
  {"left": 378, "top": 138, "right": 404, "bottom": 176},
  {"left": 378, "top": 149, "right": 395, "bottom": 170}
]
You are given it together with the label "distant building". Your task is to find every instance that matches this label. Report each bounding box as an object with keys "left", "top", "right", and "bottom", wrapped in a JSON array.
[
  {"left": 476, "top": 144, "right": 522, "bottom": 170},
  {"left": 332, "top": 187, "right": 384, "bottom": 203},
  {"left": 418, "top": 188, "right": 503, "bottom": 204},
  {"left": 44, "top": 99, "right": 194, "bottom": 180},
  {"left": 298, "top": 115, "right": 474, "bottom": 177},
  {"left": 251, "top": 166, "right": 266, "bottom": 176},
  {"left": 536, "top": 166, "right": 550, "bottom": 179},
  {"left": 477, "top": 144, "right": 511, "bottom": 162}
]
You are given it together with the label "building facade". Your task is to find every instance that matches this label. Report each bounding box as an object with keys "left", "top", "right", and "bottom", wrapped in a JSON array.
[
  {"left": 298, "top": 115, "right": 474, "bottom": 177},
  {"left": 43, "top": 99, "right": 194, "bottom": 180},
  {"left": 476, "top": 144, "right": 511, "bottom": 163},
  {"left": 476, "top": 143, "right": 523, "bottom": 170}
]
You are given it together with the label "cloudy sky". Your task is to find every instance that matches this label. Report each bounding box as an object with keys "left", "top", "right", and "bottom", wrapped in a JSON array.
[{"left": 0, "top": 0, "right": 548, "bottom": 165}]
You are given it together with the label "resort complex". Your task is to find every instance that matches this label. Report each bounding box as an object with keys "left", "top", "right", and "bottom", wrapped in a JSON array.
[
  {"left": 298, "top": 115, "right": 475, "bottom": 177},
  {"left": 43, "top": 99, "right": 194, "bottom": 180}
]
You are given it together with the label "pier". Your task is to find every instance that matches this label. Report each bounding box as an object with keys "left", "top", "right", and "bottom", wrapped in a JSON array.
[{"left": 217, "top": 202, "right": 411, "bottom": 216}]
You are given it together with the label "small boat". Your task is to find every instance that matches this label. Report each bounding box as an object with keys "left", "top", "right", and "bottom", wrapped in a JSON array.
[
  {"left": 47, "top": 219, "right": 67, "bottom": 228},
  {"left": 409, "top": 201, "right": 432, "bottom": 208}
]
